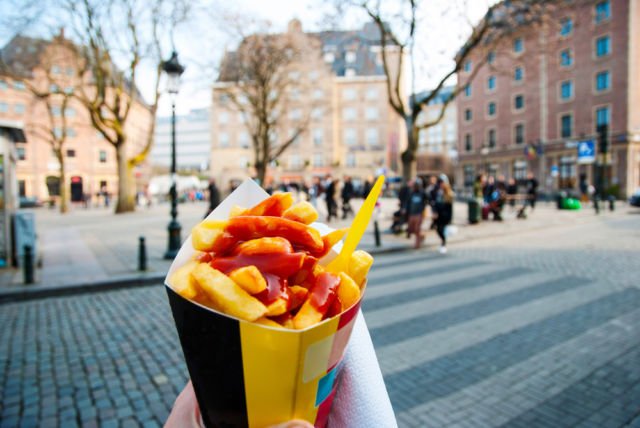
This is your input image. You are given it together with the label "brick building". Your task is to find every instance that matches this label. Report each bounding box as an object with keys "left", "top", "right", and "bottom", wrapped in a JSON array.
[
  {"left": 210, "top": 20, "right": 405, "bottom": 187},
  {"left": 455, "top": 0, "right": 640, "bottom": 198},
  {"left": 0, "top": 34, "right": 152, "bottom": 204}
]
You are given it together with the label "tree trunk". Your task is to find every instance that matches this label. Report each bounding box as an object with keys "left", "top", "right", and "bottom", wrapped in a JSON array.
[
  {"left": 56, "top": 152, "right": 69, "bottom": 214},
  {"left": 255, "top": 160, "right": 267, "bottom": 188},
  {"left": 115, "top": 143, "right": 135, "bottom": 213},
  {"left": 401, "top": 117, "right": 418, "bottom": 182}
]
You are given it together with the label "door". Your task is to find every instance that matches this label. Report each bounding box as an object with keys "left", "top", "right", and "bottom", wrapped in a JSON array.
[{"left": 70, "top": 176, "right": 83, "bottom": 202}]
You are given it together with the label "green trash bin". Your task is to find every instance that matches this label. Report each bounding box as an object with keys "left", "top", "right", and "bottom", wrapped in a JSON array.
[{"left": 468, "top": 198, "right": 480, "bottom": 224}]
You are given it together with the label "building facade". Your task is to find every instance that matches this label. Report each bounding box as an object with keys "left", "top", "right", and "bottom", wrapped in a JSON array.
[
  {"left": 455, "top": 0, "right": 640, "bottom": 198},
  {"left": 415, "top": 86, "right": 457, "bottom": 177},
  {"left": 0, "top": 34, "right": 152, "bottom": 204},
  {"left": 210, "top": 20, "right": 405, "bottom": 187},
  {"left": 152, "top": 108, "right": 211, "bottom": 173}
]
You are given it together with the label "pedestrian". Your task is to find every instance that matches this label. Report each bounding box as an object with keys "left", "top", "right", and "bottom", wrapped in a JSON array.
[
  {"left": 362, "top": 176, "right": 373, "bottom": 198},
  {"left": 404, "top": 178, "right": 428, "bottom": 249},
  {"left": 473, "top": 174, "right": 485, "bottom": 200},
  {"left": 526, "top": 172, "right": 539, "bottom": 210},
  {"left": 309, "top": 177, "right": 322, "bottom": 208},
  {"left": 426, "top": 175, "right": 439, "bottom": 230},
  {"left": 325, "top": 175, "right": 337, "bottom": 222},
  {"left": 434, "top": 176, "right": 454, "bottom": 254},
  {"left": 206, "top": 179, "right": 220, "bottom": 217},
  {"left": 341, "top": 176, "right": 354, "bottom": 219}
]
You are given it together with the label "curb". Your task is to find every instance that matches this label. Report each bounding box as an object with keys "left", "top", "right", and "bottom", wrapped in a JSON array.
[{"left": 0, "top": 273, "right": 165, "bottom": 304}]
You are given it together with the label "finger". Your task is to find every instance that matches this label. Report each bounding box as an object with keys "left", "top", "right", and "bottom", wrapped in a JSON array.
[
  {"left": 164, "top": 381, "right": 203, "bottom": 428},
  {"left": 269, "top": 420, "right": 314, "bottom": 428}
]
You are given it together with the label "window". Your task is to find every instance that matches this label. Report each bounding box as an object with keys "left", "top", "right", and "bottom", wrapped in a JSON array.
[
  {"left": 487, "top": 102, "right": 496, "bottom": 117},
  {"left": 343, "top": 128, "right": 356, "bottom": 146},
  {"left": 64, "top": 87, "right": 73, "bottom": 95},
  {"left": 0, "top": 102, "right": 7, "bottom": 113},
  {"left": 561, "top": 114, "right": 572, "bottom": 138},
  {"left": 64, "top": 107, "right": 75, "bottom": 117},
  {"left": 13, "top": 81, "right": 25, "bottom": 90},
  {"left": 0, "top": 80, "right": 7, "bottom": 90},
  {"left": 346, "top": 153, "right": 356, "bottom": 167},
  {"left": 219, "top": 132, "right": 229, "bottom": 148},
  {"left": 487, "top": 51, "right": 495, "bottom": 64},
  {"left": 52, "top": 65, "right": 61, "bottom": 74},
  {"left": 560, "top": 17, "right": 573, "bottom": 36},
  {"left": 14, "top": 103, "right": 25, "bottom": 114},
  {"left": 513, "top": 38, "right": 523, "bottom": 53},
  {"left": 218, "top": 112, "right": 228, "bottom": 124},
  {"left": 66, "top": 149, "right": 76, "bottom": 158},
  {"left": 289, "top": 88, "right": 301, "bottom": 100},
  {"left": 312, "top": 129, "right": 323, "bottom": 146},
  {"left": 239, "top": 132, "right": 249, "bottom": 148},
  {"left": 464, "top": 108, "right": 472, "bottom": 121},
  {"left": 312, "top": 89, "right": 323, "bottom": 100},
  {"left": 50, "top": 84, "right": 59, "bottom": 93},
  {"left": 17, "top": 146, "right": 26, "bottom": 160},
  {"left": 595, "top": 0, "right": 610, "bottom": 23},
  {"left": 343, "top": 88, "right": 357, "bottom": 100},
  {"left": 342, "top": 107, "right": 356, "bottom": 121},
  {"left": 560, "top": 49, "right": 573, "bottom": 67},
  {"left": 289, "top": 109, "right": 302, "bottom": 121},
  {"left": 313, "top": 153, "right": 324, "bottom": 167},
  {"left": 18, "top": 180, "right": 26, "bottom": 197},
  {"left": 595, "top": 35, "right": 611, "bottom": 57},
  {"left": 323, "top": 52, "right": 334, "bottom": 63},
  {"left": 54, "top": 127, "right": 62, "bottom": 138},
  {"left": 309, "top": 71, "right": 319, "bottom": 81},
  {"left": 595, "top": 71, "right": 610, "bottom": 91},
  {"left": 464, "top": 165, "right": 475, "bottom": 187},
  {"left": 311, "top": 107, "right": 323, "bottom": 120},
  {"left": 99, "top": 150, "right": 107, "bottom": 163},
  {"left": 514, "top": 66, "right": 523, "bottom": 82},
  {"left": 514, "top": 124, "right": 524, "bottom": 145},
  {"left": 289, "top": 154, "right": 302, "bottom": 169},
  {"left": 560, "top": 80, "right": 573, "bottom": 100},
  {"left": 464, "top": 84, "right": 471, "bottom": 97},
  {"left": 366, "top": 88, "right": 378, "bottom": 100},
  {"left": 464, "top": 60, "right": 472, "bottom": 72},
  {"left": 66, "top": 67, "right": 74, "bottom": 76},
  {"left": 67, "top": 128, "right": 76, "bottom": 137},
  {"left": 487, "top": 76, "right": 496, "bottom": 90},
  {"left": 464, "top": 134, "right": 472, "bottom": 152},
  {"left": 345, "top": 51, "right": 356, "bottom": 63},
  {"left": 488, "top": 129, "right": 496, "bottom": 148},
  {"left": 596, "top": 106, "right": 610, "bottom": 127},
  {"left": 288, "top": 71, "right": 300, "bottom": 81},
  {"left": 514, "top": 95, "right": 524, "bottom": 110},
  {"left": 365, "top": 107, "right": 378, "bottom": 120},
  {"left": 366, "top": 128, "right": 379, "bottom": 146}
]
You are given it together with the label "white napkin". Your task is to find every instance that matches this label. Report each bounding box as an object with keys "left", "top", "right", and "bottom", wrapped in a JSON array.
[{"left": 328, "top": 311, "right": 398, "bottom": 427}]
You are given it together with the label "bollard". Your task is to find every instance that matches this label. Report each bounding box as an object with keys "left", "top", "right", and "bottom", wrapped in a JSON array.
[
  {"left": 608, "top": 196, "right": 615, "bottom": 212},
  {"left": 139, "top": 236, "right": 147, "bottom": 271},
  {"left": 593, "top": 196, "right": 600, "bottom": 215},
  {"left": 23, "top": 245, "right": 34, "bottom": 284},
  {"left": 373, "top": 220, "right": 381, "bottom": 247}
]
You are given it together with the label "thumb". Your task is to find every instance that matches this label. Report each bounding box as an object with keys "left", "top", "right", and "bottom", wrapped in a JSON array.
[{"left": 269, "top": 420, "right": 314, "bottom": 428}]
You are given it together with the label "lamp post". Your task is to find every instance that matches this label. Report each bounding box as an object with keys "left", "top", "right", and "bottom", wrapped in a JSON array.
[{"left": 162, "top": 51, "right": 185, "bottom": 259}]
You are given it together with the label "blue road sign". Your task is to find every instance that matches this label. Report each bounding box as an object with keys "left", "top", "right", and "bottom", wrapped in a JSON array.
[{"left": 577, "top": 139, "right": 595, "bottom": 164}]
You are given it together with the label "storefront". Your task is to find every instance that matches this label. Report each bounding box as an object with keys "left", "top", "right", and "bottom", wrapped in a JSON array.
[{"left": 0, "top": 121, "right": 26, "bottom": 268}]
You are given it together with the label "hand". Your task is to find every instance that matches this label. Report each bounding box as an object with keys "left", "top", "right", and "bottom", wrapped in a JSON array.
[{"left": 164, "top": 381, "right": 314, "bottom": 428}]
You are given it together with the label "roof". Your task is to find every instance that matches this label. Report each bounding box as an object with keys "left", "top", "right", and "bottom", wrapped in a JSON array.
[
  {"left": 0, "top": 35, "right": 49, "bottom": 78},
  {"left": 218, "top": 21, "right": 392, "bottom": 82},
  {"left": 411, "top": 86, "right": 455, "bottom": 107}
]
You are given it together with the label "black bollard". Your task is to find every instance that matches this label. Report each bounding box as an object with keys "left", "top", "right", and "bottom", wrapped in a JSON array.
[
  {"left": 608, "top": 196, "right": 615, "bottom": 212},
  {"left": 593, "top": 196, "right": 600, "bottom": 215},
  {"left": 139, "top": 236, "right": 147, "bottom": 271},
  {"left": 373, "top": 220, "right": 381, "bottom": 247},
  {"left": 23, "top": 245, "right": 34, "bottom": 284}
]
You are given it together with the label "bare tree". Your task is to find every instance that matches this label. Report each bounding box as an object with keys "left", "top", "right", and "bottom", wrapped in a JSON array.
[
  {"left": 339, "top": 0, "right": 553, "bottom": 181},
  {"left": 215, "top": 20, "right": 320, "bottom": 185},
  {"left": 65, "top": 0, "right": 190, "bottom": 213},
  {"left": 22, "top": 36, "right": 79, "bottom": 213}
]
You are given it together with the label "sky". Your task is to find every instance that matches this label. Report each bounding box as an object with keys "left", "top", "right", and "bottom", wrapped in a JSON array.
[{"left": 0, "top": 0, "right": 496, "bottom": 117}]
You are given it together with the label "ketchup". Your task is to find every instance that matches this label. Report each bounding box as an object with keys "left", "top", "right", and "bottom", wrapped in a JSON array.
[
  {"left": 255, "top": 273, "right": 289, "bottom": 305},
  {"left": 309, "top": 272, "right": 340, "bottom": 314},
  {"left": 210, "top": 253, "right": 304, "bottom": 278}
]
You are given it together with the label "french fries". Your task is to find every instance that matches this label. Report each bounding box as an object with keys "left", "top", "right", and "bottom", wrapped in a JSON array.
[{"left": 169, "top": 192, "right": 373, "bottom": 330}]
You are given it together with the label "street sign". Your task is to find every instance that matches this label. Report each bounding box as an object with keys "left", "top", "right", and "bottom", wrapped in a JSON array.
[{"left": 577, "top": 139, "right": 595, "bottom": 164}]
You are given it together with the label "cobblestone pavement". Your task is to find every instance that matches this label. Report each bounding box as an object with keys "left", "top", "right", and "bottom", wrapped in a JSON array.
[{"left": 1, "top": 213, "right": 639, "bottom": 427}]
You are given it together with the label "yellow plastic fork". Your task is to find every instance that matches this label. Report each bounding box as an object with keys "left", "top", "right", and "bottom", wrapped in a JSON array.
[{"left": 327, "top": 175, "right": 385, "bottom": 274}]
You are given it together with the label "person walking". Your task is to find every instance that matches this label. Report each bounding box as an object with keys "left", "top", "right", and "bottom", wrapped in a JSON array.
[
  {"left": 434, "top": 177, "right": 454, "bottom": 254},
  {"left": 205, "top": 179, "right": 221, "bottom": 217},
  {"left": 325, "top": 175, "right": 337, "bottom": 222},
  {"left": 341, "top": 176, "right": 355, "bottom": 219},
  {"left": 526, "top": 172, "right": 539, "bottom": 210},
  {"left": 506, "top": 178, "right": 518, "bottom": 208},
  {"left": 404, "top": 178, "right": 429, "bottom": 249}
]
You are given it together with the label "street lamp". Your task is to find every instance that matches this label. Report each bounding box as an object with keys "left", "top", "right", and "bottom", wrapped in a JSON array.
[{"left": 162, "top": 51, "right": 185, "bottom": 259}]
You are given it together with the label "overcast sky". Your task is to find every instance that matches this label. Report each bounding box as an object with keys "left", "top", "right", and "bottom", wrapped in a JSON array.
[{"left": 1, "top": 0, "right": 496, "bottom": 117}]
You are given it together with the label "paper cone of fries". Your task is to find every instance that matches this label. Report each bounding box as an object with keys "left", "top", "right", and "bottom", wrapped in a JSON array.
[{"left": 165, "top": 179, "right": 373, "bottom": 428}]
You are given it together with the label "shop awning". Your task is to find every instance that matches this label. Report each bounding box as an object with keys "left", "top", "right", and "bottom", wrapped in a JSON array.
[{"left": 0, "top": 120, "right": 27, "bottom": 143}]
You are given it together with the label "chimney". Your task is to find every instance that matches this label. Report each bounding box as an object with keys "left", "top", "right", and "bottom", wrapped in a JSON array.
[{"left": 287, "top": 19, "right": 302, "bottom": 34}]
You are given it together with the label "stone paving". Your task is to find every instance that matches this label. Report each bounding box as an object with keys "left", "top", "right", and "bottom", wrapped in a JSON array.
[{"left": 1, "top": 211, "right": 639, "bottom": 428}]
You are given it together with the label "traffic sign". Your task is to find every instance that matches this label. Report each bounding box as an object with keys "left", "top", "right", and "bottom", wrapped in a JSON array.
[{"left": 577, "top": 139, "right": 595, "bottom": 164}]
